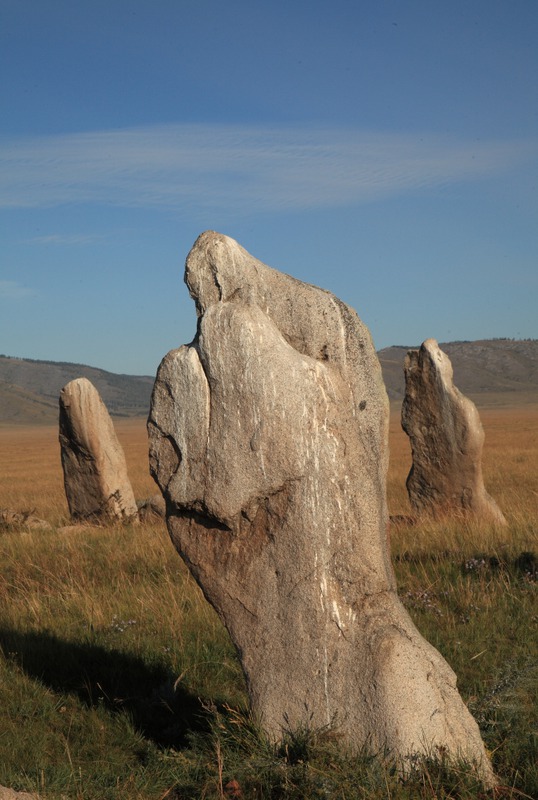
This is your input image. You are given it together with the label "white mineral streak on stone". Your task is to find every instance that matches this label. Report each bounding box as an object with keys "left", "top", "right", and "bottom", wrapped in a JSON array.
[
  {"left": 402, "top": 339, "right": 507, "bottom": 525},
  {"left": 148, "top": 232, "right": 496, "bottom": 786},
  {"left": 59, "top": 378, "right": 138, "bottom": 522}
]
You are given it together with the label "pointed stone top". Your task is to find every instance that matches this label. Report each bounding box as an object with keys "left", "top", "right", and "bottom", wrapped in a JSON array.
[
  {"left": 184, "top": 230, "right": 378, "bottom": 373},
  {"left": 405, "top": 338, "right": 455, "bottom": 388}
]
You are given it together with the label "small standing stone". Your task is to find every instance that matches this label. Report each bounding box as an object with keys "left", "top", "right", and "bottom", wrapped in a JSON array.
[
  {"left": 401, "top": 339, "right": 506, "bottom": 525},
  {"left": 59, "top": 378, "right": 138, "bottom": 522}
]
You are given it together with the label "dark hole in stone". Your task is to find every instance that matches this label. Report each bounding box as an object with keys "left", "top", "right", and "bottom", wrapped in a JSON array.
[{"left": 173, "top": 508, "right": 232, "bottom": 532}]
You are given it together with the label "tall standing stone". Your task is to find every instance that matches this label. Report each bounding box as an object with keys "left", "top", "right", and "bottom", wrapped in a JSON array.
[
  {"left": 59, "top": 378, "right": 138, "bottom": 522},
  {"left": 148, "top": 232, "right": 495, "bottom": 784},
  {"left": 401, "top": 339, "right": 506, "bottom": 525}
]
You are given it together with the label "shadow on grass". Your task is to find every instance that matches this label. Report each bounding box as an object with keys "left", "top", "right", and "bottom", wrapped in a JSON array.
[{"left": 0, "top": 626, "right": 210, "bottom": 748}]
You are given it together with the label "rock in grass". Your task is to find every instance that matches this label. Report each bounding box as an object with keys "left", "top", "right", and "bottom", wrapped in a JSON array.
[
  {"left": 59, "top": 378, "right": 138, "bottom": 523},
  {"left": 0, "top": 508, "right": 52, "bottom": 531},
  {"left": 149, "top": 231, "right": 496, "bottom": 785},
  {"left": 137, "top": 493, "right": 166, "bottom": 521},
  {"left": 0, "top": 786, "right": 39, "bottom": 799},
  {"left": 401, "top": 339, "right": 506, "bottom": 525}
]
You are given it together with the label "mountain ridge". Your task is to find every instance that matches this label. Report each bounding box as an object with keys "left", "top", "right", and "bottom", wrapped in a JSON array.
[
  {"left": 379, "top": 338, "right": 538, "bottom": 403},
  {"left": 1, "top": 338, "right": 537, "bottom": 424},
  {"left": 0, "top": 354, "right": 154, "bottom": 424}
]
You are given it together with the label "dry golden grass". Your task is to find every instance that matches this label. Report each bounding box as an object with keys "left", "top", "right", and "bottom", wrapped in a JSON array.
[
  {"left": 388, "top": 402, "right": 538, "bottom": 560},
  {"left": 1, "top": 404, "right": 537, "bottom": 530},
  {"left": 0, "top": 419, "right": 156, "bottom": 524},
  {"left": 387, "top": 402, "right": 538, "bottom": 518},
  {"left": 0, "top": 405, "right": 536, "bottom": 798}
]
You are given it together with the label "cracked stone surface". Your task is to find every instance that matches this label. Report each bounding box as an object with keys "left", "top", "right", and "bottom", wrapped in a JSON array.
[
  {"left": 148, "top": 232, "right": 495, "bottom": 783},
  {"left": 59, "top": 378, "right": 138, "bottom": 522},
  {"left": 402, "top": 339, "right": 506, "bottom": 525}
]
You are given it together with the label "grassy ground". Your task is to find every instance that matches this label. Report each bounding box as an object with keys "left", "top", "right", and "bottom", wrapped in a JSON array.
[{"left": 0, "top": 408, "right": 536, "bottom": 799}]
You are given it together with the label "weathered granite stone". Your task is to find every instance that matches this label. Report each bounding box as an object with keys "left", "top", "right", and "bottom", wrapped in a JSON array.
[
  {"left": 59, "top": 378, "right": 138, "bottom": 522},
  {"left": 137, "top": 493, "right": 166, "bottom": 522},
  {"left": 401, "top": 339, "right": 506, "bottom": 525},
  {"left": 148, "top": 232, "right": 495, "bottom": 783},
  {"left": 0, "top": 508, "right": 52, "bottom": 531}
]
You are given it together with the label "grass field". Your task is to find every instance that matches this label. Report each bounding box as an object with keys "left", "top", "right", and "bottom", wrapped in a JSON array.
[{"left": 0, "top": 405, "right": 536, "bottom": 799}]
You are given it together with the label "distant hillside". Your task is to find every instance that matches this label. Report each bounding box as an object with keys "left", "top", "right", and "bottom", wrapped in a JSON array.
[
  {"left": 1, "top": 340, "right": 537, "bottom": 424},
  {"left": 0, "top": 356, "right": 154, "bottom": 424},
  {"left": 379, "top": 339, "right": 538, "bottom": 404}
]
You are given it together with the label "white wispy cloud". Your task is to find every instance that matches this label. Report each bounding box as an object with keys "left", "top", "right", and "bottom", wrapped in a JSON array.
[
  {"left": 0, "top": 281, "right": 35, "bottom": 299},
  {"left": 0, "top": 124, "right": 535, "bottom": 213},
  {"left": 30, "top": 233, "right": 106, "bottom": 245}
]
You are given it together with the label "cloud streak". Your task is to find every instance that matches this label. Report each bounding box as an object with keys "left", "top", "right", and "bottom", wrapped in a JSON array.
[
  {"left": 0, "top": 124, "right": 535, "bottom": 214},
  {"left": 0, "top": 281, "right": 35, "bottom": 299},
  {"left": 29, "top": 233, "right": 106, "bottom": 245}
]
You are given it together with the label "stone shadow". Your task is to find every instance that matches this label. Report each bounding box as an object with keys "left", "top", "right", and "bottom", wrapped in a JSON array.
[{"left": 0, "top": 626, "right": 210, "bottom": 748}]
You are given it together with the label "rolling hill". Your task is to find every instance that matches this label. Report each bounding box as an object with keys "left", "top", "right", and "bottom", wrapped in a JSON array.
[
  {"left": 1, "top": 339, "right": 537, "bottom": 424},
  {"left": 0, "top": 356, "right": 154, "bottom": 424},
  {"left": 379, "top": 339, "right": 538, "bottom": 404}
]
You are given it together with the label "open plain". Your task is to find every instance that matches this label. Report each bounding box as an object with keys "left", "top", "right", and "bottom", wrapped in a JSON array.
[{"left": 0, "top": 403, "right": 536, "bottom": 798}]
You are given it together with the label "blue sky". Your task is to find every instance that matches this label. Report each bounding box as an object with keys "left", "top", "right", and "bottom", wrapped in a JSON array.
[{"left": 1, "top": 0, "right": 537, "bottom": 375}]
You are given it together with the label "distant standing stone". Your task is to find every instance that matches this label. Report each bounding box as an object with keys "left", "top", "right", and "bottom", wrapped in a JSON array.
[
  {"left": 59, "top": 378, "right": 138, "bottom": 522},
  {"left": 401, "top": 339, "right": 506, "bottom": 525},
  {"left": 148, "top": 232, "right": 495, "bottom": 785}
]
